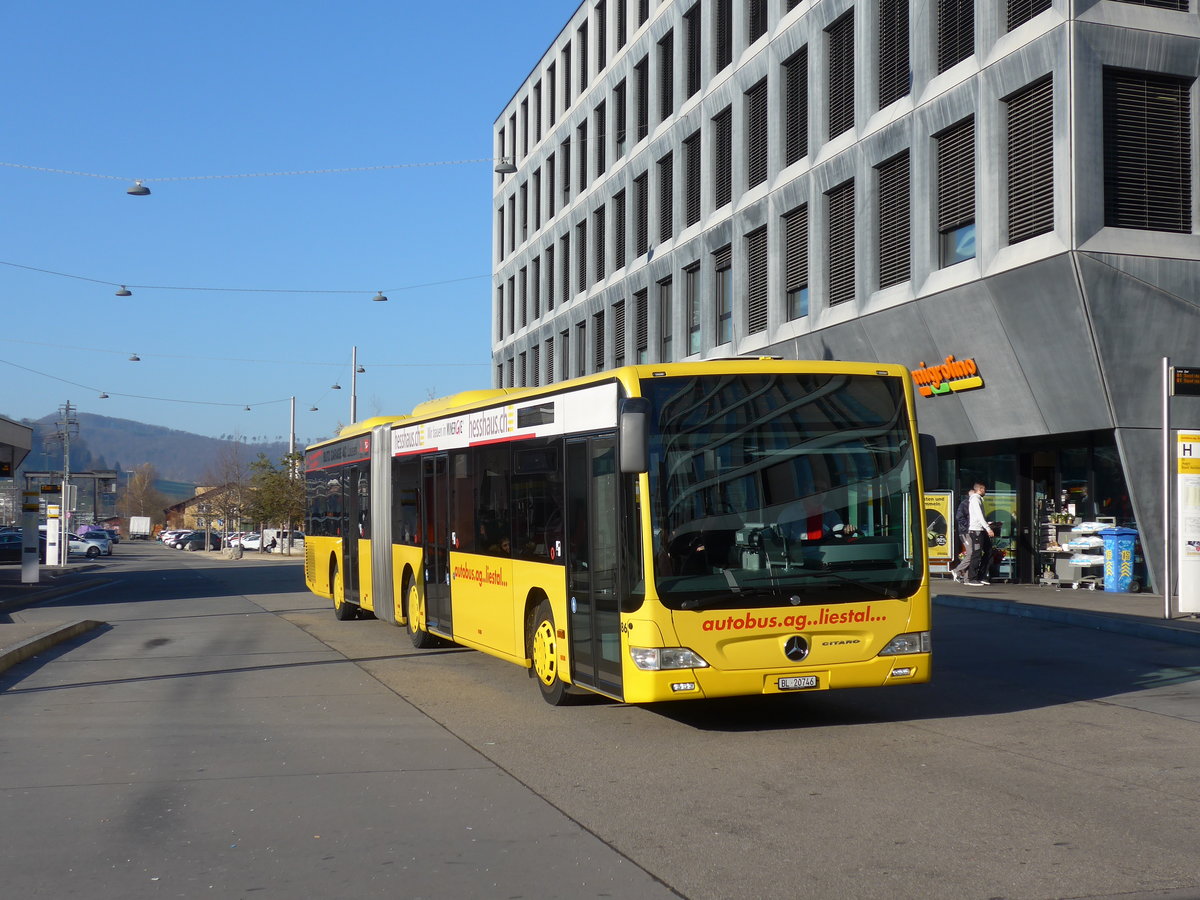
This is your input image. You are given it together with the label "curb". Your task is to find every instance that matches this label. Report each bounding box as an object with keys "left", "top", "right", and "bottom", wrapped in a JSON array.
[
  {"left": 934, "top": 593, "right": 1200, "bottom": 649},
  {"left": 0, "top": 577, "right": 109, "bottom": 616},
  {"left": 0, "top": 619, "right": 106, "bottom": 674}
]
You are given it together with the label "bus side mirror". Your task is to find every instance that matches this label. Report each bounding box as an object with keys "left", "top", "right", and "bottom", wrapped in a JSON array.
[
  {"left": 919, "top": 433, "right": 938, "bottom": 491},
  {"left": 619, "top": 398, "right": 651, "bottom": 474}
]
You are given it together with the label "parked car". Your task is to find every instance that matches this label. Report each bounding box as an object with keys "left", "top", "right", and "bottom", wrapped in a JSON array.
[
  {"left": 0, "top": 531, "right": 43, "bottom": 563},
  {"left": 67, "top": 533, "right": 104, "bottom": 559},
  {"left": 79, "top": 532, "right": 114, "bottom": 556},
  {"left": 159, "top": 529, "right": 187, "bottom": 544},
  {"left": 179, "top": 532, "right": 221, "bottom": 551},
  {"left": 95, "top": 528, "right": 120, "bottom": 544},
  {"left": 239, "top": 533, "right": 262, "bottom": 551},
  {"left": 223, "top": 532, "right": 247, "bottom": 546},
  {"left": 169, "top": 531, "right": 199, "bottom": 549}
]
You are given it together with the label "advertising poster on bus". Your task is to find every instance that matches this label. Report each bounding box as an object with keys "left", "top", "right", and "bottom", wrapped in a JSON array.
[{"left": 924, "top": 492, "right": 953, "bottom": 562}]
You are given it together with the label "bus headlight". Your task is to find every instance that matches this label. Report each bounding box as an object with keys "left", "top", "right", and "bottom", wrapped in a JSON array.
[
  {"left": 629, "top": 647, "right": 710, "bottom": 671},
  {"left": 878, "top": 631, "right": 931, "bottom": 655}
]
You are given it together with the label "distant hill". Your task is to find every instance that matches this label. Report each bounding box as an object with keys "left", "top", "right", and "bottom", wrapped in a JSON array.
[{"left": 13, "top": 412, "right": 302, "bottom": 485}]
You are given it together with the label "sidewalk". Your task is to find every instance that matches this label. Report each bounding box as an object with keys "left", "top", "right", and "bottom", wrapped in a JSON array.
[{"left": 3, "top": 562, "right": 1199, "bottom": 678}]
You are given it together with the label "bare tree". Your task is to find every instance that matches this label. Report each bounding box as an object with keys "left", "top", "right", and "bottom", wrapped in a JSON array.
[
  {"left": 201, "top": 440, "right": 253, "bottom": 541},
  {"left": 117, "top": 463, "right": 169, "bottom": 525}
]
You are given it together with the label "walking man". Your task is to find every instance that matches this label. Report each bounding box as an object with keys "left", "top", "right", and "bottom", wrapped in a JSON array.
[
  {"left": 964, "top": 482, "right": 994, "bottom": 585},
  {"left": 951, "top": 486, "right": 976, "bottom": 583}
]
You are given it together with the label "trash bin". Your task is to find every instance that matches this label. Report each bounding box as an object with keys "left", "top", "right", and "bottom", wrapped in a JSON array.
[{"left": 1098, "top": 527, "right": 1137, "bottom": 593}]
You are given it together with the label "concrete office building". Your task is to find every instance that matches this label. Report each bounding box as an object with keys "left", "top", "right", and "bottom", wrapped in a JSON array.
[{"left": 492, "top": 0, "right": 1197, "bottom": 593}]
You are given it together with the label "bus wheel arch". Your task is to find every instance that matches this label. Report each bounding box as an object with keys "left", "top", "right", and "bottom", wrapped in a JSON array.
[
  {"left": 331, "top": 556, "right": 356, "bottom": 620},
  {"left": 527, "top": 595, "right": 577, "bottom": 706},
  {"left": 404, "top": 567, "right": 438, "bottom": 649}
]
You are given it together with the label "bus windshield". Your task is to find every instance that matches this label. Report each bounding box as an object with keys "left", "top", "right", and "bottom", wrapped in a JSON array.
[{"left": 644, "top": 371, "right": 923, "bottom": 608}]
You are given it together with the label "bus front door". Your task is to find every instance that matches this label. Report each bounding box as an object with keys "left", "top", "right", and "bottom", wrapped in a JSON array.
[
  {"left": 566, "top": 437, "right": 622, "bottom": 697},
  {"left": 422, "top": 455, "right": 452, "bottom": 637}
]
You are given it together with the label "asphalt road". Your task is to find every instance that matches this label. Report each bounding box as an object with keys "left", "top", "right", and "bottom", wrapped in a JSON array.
[{"left": 3, "top": 544, "right": 1199, "bottom": 900}]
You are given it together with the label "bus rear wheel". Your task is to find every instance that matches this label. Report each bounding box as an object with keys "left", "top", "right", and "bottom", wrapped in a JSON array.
[
  {"left": 331, "top": 561, "right": 357, "bottom": 621},
  {"left": 405, "top": 578, "right": 438, "bottom": 649},
  {"left": 530, "top": 600, "right": 576, "bottom": 706}
]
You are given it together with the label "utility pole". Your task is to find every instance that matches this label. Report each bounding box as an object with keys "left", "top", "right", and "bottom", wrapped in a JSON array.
[{"left": 45, "top": 401, "right": 79, "bottom": 566}]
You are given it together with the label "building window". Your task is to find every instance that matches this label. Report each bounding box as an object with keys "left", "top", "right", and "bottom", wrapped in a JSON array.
[
  {"left": 521, "top": 97, "right": 529, "bottom": 158},
  {"left": 613, "top": 300, "right": 626, "bottom": 367},
  {"left": 497, "top": 206, "right": 505, "bottom": 261},
  {"left": 684, "top": 130, "right": 702, "bottom": 226},
  {"left": 1006, "top": 76, "right": 1054, "bottom": 244},
  {"left": 1110, "top": 0, "right": 1186, "bottom": 8},
  {"left": 507, "top": 356, "right": 515, "bottom": 388},
  {"left": 593, "top": 310, "right": 606, "bottom": 371},
  {"left": 714, "top": 106, "right": 733, "bottom": 208},
  {"left": 634, "top": 288, "right": 649, "bottom": 363},
  {"left": 497, "top": 362, "right": 503, "bottom": 388},
  {"left": 658, "top": 30, "right": 674, "bottom": 123},
  {"left": 578, "top": 22, "right": 589, "bottom": 91},
  {"left": 546, "top": 244, "right": 556, "bottom": 311},
  {"left": 561, "top": 138, "right": 571, "bottom": 204},
  {"left": 614, "top": 79, "right": 628, "bottom": 159},
  {"left": 545, "top": 336, "right": 554, "bottom": 384},
  {"left": 496, "top": 285, "right": 505, "bottom": 339},
  {"left": 533, "top": 169, "right": 542, "bottom": 232},
  {"left": 519, "top": 351, "right": 527, "bottom": 388},
  {"left": 561, "top": 328, "right": 571, "bottom": 379},
  {"left": 507, "top": 275, "right": 517, "bottom": 333},
  {"left": 520, "top": 266, "right": 528, "bottom": 328},
  {"left": 1103, "top": 68, "right": 1192, "bottom": 233},
  {"left": 561, "top": 233, "right": 571, "bottom": 306},
  {"left": 639, "top": 0, "right": 650, "bottom": 25},
  {"left": 746, "top": 226, "right": 768, "bottom": 334},
  {"left": 684, "top": 3, "right": 701, "bottom": 99},
  {"left": 534, "top": 81, "right": 542, "bottom": 142},
  {"left": 532, "top": 256, "right": 542, "bottom": 320},
  {"left": 614, "top": 189, "right": 627, "bottom": 272},
  {"left": 937, "top": 116, "right": 976, "bottom": 265},
  {"left": 594, "top": 205, "right": 606, "bottom": 283},
  {"left": 577, "top": 219, "right": 588, "bottom": 293},
  {"left": 937, "top": 0, "right": 974, "bottom": 74},
  {"left": 659, "top": 152, "right": 674, "bottom": 243},
  {"left": 784, "top": 204, "right": 809, "bottom": 319},
  {"left": 659, "top": 277, "right": 674, "bottom": 361},
  {"left": 827, "top": 180, "right": 855, "bottom": 305},
  {"left": 548, "top": 62, "right": 557, "bottom": 127},
  {"left": 783, "top": 47, "right": 808, "bottom": 166},
  {"left": 547, "top": 152, "right": 556, "bottom": 218},
  {"left": 714, "top": 246, "right": 733, "bottom": 345},
  {"left": 595, "top": 1, "right": 607, "bottom": 71},
  {"left": 563, "top": 43, "right": 572, "bottom": 110},
  {"left": 635, "top": 55, "right": 650, "bottom": 141},
  {"left": 1007, "top": 0, "right": 1051, "bottom": 31},
  {"left": 827, "top": 12, "right": 854, "bottom": 140},
  {"left": 879, "top": 0, "right": 910, "bottom": 109},
  {"left": 716, "top": 0, "right": 732, "bottom": 71},
  {"left": 746, "top": 77, "right": 769, "bottom": 189},
  {"left": 520, "top": 181, "right": 528, "bottom": 242},
  {"left": 685, "top": 263, "right": 701, "bottom": 355},
  {"left": 877, "top": 150, "right": 911, "bottom": 288},
  {"left": 508, "top": 195, "right": 516, "bottom": 253},
  {"left": 634, "top": 172, "right": 649, "bottom": 257},
  {"left": 532, "top": 343, "right": 541, "bottom": 388},
  {"left": 595, "top": 101, "right": 607, "bottom": 176},
  {"left": 747, "top": 0, "right": 767, "bottom": 45},
  {"left": 616, "top": 0, "right": 626, "bottom": 49},
  {"left": 576, "top": 321, "right": 587, "bottom": 377},
  {"left": 577, "top": 120, "right": 588, "bottom": 192}
]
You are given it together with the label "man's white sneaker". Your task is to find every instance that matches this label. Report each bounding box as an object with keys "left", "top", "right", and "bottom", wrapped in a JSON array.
[{"left": 964, "top": 580, "right": 985, "bottom": 586}]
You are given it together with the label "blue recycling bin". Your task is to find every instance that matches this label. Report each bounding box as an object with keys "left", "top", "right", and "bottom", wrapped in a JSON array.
[{"left": 1098, "top": 527, "right": 1138, "bottom": 593}]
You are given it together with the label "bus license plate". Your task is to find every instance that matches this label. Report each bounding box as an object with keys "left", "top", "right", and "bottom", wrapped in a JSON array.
[{"left": 778, "top": 675, "right": 819, "bottom": 691}]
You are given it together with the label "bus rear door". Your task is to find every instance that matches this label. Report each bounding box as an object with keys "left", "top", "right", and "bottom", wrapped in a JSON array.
[{"left": 422, "top": 455, "right": 453, "bottom": 637}]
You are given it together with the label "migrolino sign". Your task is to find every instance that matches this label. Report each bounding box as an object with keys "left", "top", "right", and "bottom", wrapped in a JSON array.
[{"left": 911, "top": 355, "right": 983, "bottom": 398}]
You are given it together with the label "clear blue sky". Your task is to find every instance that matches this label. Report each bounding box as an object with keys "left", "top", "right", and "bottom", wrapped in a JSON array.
[{"left": 1, "top": 0, "right": 573, "bottom": 446}]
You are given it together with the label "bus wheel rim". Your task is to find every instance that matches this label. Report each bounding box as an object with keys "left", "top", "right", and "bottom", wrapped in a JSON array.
[
  {"left": 408, "top": 583, "right": 421, "bottom": 629},
  {"left": 533, "top": 619, "right": 556, "bottom": 686}
]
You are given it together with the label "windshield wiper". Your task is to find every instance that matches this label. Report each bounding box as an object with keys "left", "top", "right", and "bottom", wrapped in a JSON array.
[
  {"left": 679, "top": 586, "right": 789, "bottom": 611},
  {"left": 781, "top": 568, "right": 900, "bottom": 599}
]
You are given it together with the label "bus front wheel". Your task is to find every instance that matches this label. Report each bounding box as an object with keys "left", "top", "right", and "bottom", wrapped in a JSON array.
[
  {"left": 331, "top": 561, "right": 357, "bottom": 621},
  {"left": 405, "top": 578, "right": 438, "bottom": 649},
  {"left": 530, "top": 600, "right": 576, "bottom": 706}
]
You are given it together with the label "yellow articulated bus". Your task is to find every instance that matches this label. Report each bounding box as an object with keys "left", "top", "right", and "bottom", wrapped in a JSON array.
[{"left": 303, "top": 359, "right": 936, "bottom": 705}]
